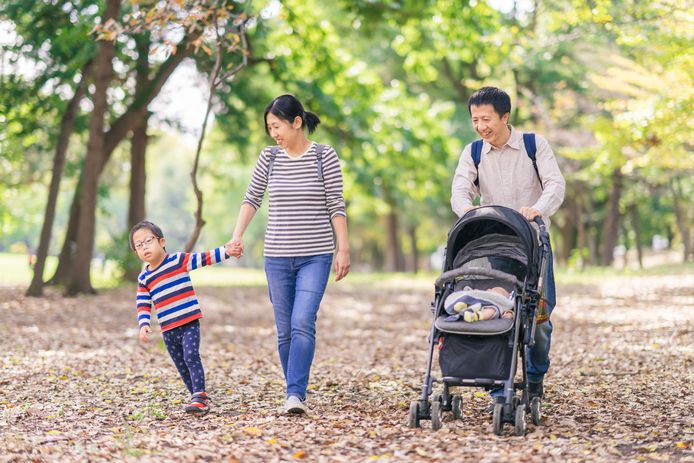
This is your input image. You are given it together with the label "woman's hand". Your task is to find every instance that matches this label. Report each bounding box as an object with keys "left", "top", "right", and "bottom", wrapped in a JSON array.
[
  {"left": 334, "top": 249, "right": 350, "bottom": 281},
  {"left": 225, "top": 238, "right": 244, "bottom": 258},
  {"left": 225, "top": 237, "right": 244, "bottom": 258}
]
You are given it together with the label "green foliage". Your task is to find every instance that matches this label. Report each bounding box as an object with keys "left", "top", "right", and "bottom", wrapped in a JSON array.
[{"left": 2, "top": 0, "right": 692, "bottom": 274}]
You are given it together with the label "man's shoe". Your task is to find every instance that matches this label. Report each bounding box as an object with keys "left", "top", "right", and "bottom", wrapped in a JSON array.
[
  {"left": 528, "top": 381, "right": 544, "bottom": 400},
  {"left": 485, "top": 399, "right": 495, "bottom": 414},
  {"left": 285, "top": 395, "right": 307, "bottom": 415}
]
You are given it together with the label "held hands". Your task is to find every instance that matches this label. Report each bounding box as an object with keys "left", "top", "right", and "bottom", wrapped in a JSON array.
[
  {"left": 520, "top": 207, "right": 541, "bottom": 220},
  {"left": 225, "top": 238, "right": 244, "bottom": 258},
  {"left": 139, "top": 326, "right": 152, "bottom": 344},
  {"left": 334, "top": 249, "right": 350, "bottom": 282}
]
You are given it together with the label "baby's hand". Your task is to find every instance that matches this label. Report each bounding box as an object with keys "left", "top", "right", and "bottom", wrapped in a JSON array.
[
  {"left": 139, "top": 326, "right": 152, "bottom": 343},
  {"left": 225, "top": 241, "right": 243, "bottom": 258}
]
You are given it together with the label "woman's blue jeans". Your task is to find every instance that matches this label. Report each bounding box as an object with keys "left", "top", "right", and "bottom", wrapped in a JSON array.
[{"left": 264, "top": 253, "right": 333, "bottom": 400}]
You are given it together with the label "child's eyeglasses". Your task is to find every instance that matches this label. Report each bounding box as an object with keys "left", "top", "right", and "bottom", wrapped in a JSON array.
[{"left": 134, "top": 236, "right": 159, "bottom": 250}]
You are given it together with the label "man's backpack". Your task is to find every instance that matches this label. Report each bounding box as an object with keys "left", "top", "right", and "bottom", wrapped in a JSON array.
[
  {"left": 267, "top": 143, "right": 327, "bottom": 180},
  {"left": 471, "top": 133, "right": 542, "bottom": 190}
]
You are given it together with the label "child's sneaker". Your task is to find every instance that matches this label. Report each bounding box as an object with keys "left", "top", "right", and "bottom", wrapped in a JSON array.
[{"left": 185, "top": 392, "right": 210, "bottom": 415}]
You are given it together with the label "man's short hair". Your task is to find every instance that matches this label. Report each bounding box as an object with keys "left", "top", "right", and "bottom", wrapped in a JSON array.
[{"left": 468, "top": 87, "right": 512, "bottom": 117}]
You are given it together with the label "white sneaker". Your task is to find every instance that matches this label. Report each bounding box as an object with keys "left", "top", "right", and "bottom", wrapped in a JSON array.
[{"left": 285, "top": 395, "right": 307, "bottom": 414}]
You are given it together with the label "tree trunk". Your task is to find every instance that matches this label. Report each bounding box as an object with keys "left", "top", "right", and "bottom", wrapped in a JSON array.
[
  {"left": 385, "top": 207, "right": 405, "bottom": 272},
  {"left": 50, "top": 31, "right": 200, "bottom": 284},
  {"left": 628, "top": 203, "right": 643, "bottom": 269},
  {"left": 575, "top": 181, "right": 587, "bottom": 270},
  {"left": 670, "top": 176, "right": 693, "bottom": 262},
  {"left": 124, "top": 34, "right": 151, "bottom": 281},
  {"left": 66, "top": 0, "right": 120, "bottom": 295},
  {"left": 128, "top": 121, "right": 147, "bottom": 230},
  {"left": 620, "top": 223, "right": 628, "bottom": 269},
  {"left": 27, "top": 60, "right": 92, "bottom": 297},
  {"left": 408, "top": 224, "right": 418, "bottom": 273},
  {"left": 600, "top": 170, "right": 622, "bottom": 267},
  {"left": 48, "top": 188, "right": 80, "bottom": 286}
]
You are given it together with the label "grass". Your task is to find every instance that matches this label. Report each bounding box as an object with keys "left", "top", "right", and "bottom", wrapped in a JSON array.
[
  {"left": 1, "top": 253, "right": 691, "bottom": 290},
  {"left": 0, "top": 253, "right": 121, "bottom": 289},
  {"left": 555, "top": 261, "right": 694, "bottom": 285}
]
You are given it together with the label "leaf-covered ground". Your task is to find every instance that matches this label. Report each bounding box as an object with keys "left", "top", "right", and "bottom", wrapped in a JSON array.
[{"left": 1, "top": 273, "right": 693, "bottom": 462}]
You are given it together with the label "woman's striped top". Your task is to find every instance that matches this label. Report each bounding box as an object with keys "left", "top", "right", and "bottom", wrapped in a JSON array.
[{"left": 242, "top": 142, "right": 347, "bottom": 257}]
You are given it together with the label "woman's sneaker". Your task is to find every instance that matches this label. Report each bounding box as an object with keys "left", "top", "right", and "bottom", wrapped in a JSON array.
[
  {"left": 185, "top": 392, "right": 210, "bottom": 415},
  {"left": 284, "top": 395, "right": 307, "bottom": 414}
]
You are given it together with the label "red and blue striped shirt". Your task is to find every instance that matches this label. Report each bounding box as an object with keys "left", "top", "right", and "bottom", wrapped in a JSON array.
[{"left": 136, "top": 247, "right": 229, "bottom": 332}]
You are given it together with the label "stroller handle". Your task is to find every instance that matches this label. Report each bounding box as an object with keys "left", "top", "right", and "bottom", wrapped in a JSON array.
[
  {"left": 435, "top": 266, "right": 521, "bottom": 288},
  {"left": 532, "top": 216, "right": 550, "bottom": 246}
]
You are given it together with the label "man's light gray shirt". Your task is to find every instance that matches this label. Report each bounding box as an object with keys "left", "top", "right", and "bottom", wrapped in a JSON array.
[{"left": 451, "top": 126, "right": 565, "bottom": 227}]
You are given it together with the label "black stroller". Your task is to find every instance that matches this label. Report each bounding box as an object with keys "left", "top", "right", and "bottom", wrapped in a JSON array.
[{"left": 408, "top": 205, "right": 551, "bottom": 435}]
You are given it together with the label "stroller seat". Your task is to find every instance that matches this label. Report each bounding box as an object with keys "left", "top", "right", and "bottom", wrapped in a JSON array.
[{"left": 435, "top": 316, "right": 513, "bottom": 336}]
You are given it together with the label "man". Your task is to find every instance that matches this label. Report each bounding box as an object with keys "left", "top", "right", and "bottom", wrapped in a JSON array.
[{"left": 451, "top": 86, "right": 565, "bottom": 407}]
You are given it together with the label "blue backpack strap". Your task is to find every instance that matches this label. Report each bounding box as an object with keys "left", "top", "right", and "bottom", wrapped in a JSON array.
[
  {"left": 470, "top": 139, "right": 483, "bottom": 187},
  {"left": 314, "top": 143, "right": 325, "bottom": 181},
  {"left": 267, "top": 146, "right": 279, "bottom": 178},
  {"left": 522, "top": 133, "right": 543, "bottom": 190}
]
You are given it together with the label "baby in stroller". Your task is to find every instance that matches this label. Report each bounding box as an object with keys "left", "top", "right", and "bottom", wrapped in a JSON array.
[{"left": 444, "top": 286, "right": 514, "bottom": 323}]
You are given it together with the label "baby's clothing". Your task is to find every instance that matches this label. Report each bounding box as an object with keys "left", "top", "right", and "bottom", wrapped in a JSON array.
[{"left": 444, "top": 288, "right": 514, "bottom": 322}]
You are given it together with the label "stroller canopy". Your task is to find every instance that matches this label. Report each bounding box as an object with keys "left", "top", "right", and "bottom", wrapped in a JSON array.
[{"left": 445, "top": 206, "right": 541, "bottom": 285}]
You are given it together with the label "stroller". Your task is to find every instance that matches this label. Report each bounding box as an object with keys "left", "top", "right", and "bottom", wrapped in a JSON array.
[{"left": 408, "top": 205, "right": 551, "bottom": 435}]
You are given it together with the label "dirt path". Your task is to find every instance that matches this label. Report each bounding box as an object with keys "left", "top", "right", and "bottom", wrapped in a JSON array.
[{"left": 1, "top": 274, "right": 693, "bottom": 462}]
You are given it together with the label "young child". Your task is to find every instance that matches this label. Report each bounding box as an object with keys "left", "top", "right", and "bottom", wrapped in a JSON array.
[
  {"left": 130, "top": 220, "right": 241, "bottom": 415},
  {"left": 444, "top": 286, "right": 514, "bottom": 323}
]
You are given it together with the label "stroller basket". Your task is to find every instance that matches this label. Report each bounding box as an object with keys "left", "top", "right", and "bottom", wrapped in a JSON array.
[{"left": 439, "top": 331, "right": 513, "bottom": 380}]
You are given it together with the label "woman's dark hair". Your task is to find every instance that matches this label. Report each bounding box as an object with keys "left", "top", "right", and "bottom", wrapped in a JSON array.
[
  {"left": 264, "top": 94, "right": 321, "bottom": 135},
  {"left": 467, "top": 86, "right": 512, "bottom": 117},
  {"left": 129, "top": 220, "right": 165, "bottom": 251}
]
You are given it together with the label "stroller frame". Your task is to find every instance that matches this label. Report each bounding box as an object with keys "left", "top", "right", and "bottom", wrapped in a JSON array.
[{"left": 408, "top": 206, "right": 551, "bottom": 435}]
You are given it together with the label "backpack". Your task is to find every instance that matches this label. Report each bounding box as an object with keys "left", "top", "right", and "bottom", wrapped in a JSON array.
[
  {"left": 267, "top": 143, "right": 326, "bottom": 180},
  {"left": 471, "top": 133, "right": 542, "bottom": 190}
]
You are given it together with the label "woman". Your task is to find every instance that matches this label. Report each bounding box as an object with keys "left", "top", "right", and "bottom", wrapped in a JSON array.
[{"left": 229, "top": 94, "right": 350, "bottom": 414}]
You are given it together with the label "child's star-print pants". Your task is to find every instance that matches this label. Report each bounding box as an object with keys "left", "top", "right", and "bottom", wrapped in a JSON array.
[{"left": 162, "top": 320, "right": 205, "bottom": 395}]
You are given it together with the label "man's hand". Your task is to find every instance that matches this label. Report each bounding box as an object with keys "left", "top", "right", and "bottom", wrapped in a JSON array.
[
  {"left": 334, "top": 250, "right": 350, "bottom": 282},
  {"left": 463, "top": 206, "right": 479, "bottom": 214},
  {"left": 520, "top": 207, "right": 541, "bottom": 220},
  {"left": 139, "top": 326, "right": 152, "bottom": 344}
]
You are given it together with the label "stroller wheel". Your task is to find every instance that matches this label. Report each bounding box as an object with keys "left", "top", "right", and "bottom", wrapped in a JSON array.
[
  {"left": 451, "top": 395, "right": 463, "bottom": 420},
  {"left": 530, "top": 397, "right": 541, "bottom": 425},
  {"left": 408, "top": 401, "right": 421, "bottom": 428},
  {"left": 514, "top": 403, "right": 527, "bottom": 436},
  {"left": 492, "top": 403, "right": 504, "bottom": 435},
  {"left": 430, "top": 400, "right": 443, "bottom": 431}
]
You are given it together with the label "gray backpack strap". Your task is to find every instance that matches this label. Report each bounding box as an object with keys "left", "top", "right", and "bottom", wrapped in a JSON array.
[
  {"left": 314, "top": 143, "right": 326, "bottom": 181},
  {"left": 267, "top": 146, "right": 279, "bottom": 178}
]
